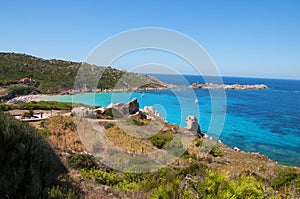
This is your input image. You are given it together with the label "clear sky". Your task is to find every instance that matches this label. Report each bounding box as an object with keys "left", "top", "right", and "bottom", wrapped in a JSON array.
[{"left": 1, "top": 0, "right": 300, "bottom": 79}]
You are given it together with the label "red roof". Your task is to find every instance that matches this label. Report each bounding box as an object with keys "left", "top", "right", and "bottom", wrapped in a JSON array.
[{"left": 19, "top": 78, "right": 35, "bottom": 83}]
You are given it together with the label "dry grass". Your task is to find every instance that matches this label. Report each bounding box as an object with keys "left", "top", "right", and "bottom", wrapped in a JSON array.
[
  {"left": 0, "top": 87, "right": 7, "bottom": 96},
  {"left": 45, "top": 116, "right": 86, "bottom": 152},
  {"left": 103, "top": 126, "right": 156, "bottom": 154}
]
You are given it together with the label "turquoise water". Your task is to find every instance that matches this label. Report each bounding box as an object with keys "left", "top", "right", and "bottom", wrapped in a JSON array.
[{"left": 40, "top": 75, "right": 300, "bottom": 167}]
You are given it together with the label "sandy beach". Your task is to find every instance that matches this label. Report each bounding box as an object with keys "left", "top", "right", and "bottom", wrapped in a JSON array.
[{"left": 6, "top": 94, "right": 51, "bottom": 104}]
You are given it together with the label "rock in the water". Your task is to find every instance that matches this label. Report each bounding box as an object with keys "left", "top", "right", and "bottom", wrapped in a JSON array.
[
  {"left": 233, "top": 146, "right": 240, "bottom": 152},
  {"left": 185, "top": 115, "right": 202, "bottom": 137},
  {"left": 186, "top": 115, "right": 199, "bottom": 131},
  {"left": 128, "top": 98, "right": 139, "bottom": 115}
]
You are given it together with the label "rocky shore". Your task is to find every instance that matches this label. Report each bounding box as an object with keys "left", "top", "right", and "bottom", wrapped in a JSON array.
[{"left": 191, "top": 82, "right": 268, "bottom": 90}]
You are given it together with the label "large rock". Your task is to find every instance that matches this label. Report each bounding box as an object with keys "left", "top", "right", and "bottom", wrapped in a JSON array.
[
  {"left": 143, "top": 106, "right": 159, "bottom": 116},
  {"left": 128, "top": 98, "right": 139, "bottom": 115},
  {"left": 143, "top": 106, "right": 166, "bottom": 122},
  {"left": 103, "top": 98, "right": 140, "bottom": 116},
  {"left": 185, "top": 115, "right": 202, "bottom": 137}
]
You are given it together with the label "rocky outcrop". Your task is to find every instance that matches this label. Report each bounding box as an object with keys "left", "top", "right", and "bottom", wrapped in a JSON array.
[
  {"left": 185, "top": 115, "right": 202, "bottom": 138},
  {"left": 95, "top": 98, "right": 140, "bottom": 118},
  {"left": 191, "top": 83, "right": 268, "bottom": 90},
  {"left": 128, "top": 98, "right": 139, "bottom": 114},
  {"left": 143, "top": 106, "right": 166, "bottom": 122}
]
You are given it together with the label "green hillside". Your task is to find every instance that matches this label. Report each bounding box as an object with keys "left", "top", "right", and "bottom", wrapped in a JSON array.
[
  {"left": 0, "top": 112, "right": 80, "bottom": 198},
  {"left": 0, "top": 52, "right": 169, "bottom": 95}
]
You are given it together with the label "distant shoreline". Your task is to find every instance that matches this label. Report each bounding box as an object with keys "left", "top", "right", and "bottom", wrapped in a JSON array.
[{"left": 191, "top": 82, "right": 268, "bottom": 90}]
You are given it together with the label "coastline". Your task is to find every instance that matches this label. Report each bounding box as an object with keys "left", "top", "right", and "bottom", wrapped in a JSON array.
[
  {"left": 191, "top": 82, "right": 268, "bottom": 90},
  {"left": 6, "top": 94, "right": 50, "bottom": 104},
  {"left": 4, "top": 79, "right": 299, "bottom": 168}
]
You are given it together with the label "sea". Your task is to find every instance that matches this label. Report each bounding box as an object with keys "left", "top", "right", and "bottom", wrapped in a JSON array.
[{"left": 40, "top": 75, "right": 300, "bottom": 167}]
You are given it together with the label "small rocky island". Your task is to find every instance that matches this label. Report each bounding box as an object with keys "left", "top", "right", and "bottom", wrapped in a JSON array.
[{"left": 191, "top": 82, "right": 268, "bottom": 90}]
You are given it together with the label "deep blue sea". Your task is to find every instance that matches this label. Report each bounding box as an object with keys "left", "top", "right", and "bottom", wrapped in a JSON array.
[{"left": 41, "top": 75, "right": 300, "bottom": 167}]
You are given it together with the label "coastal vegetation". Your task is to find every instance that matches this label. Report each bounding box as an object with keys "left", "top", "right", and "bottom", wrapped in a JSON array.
[
  {"left": 1, "top": 107, "right": 300, "bottom": 198},
  {"left": 0, "top": 81, "right": 299, "bottom": 198},
  {"left": 0, "top": 101, "right": 92, "bottom": 111},
  {"left": 0, "top": 112, "right": 79, "bottom": 198},
  {"left": 0, "top": 52, "right": 169, "bottom": 97}
]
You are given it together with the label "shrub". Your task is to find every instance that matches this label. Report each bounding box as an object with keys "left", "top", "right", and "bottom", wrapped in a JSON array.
[
  {"left": 149, "top": 133, "right": 173, "bottom": 149},
  {"left": 67, "top": 154, "right": 98, "bottom": 170},
  {"left": 126, "top": 157, "right": 160, "bottom": 173},
  {"left": 180, "top": 162, "right": 208, "bottom": 176},
  {"left": 149, "top": 179, "right": 181, "bottom": 199},
  {"left": 195, "top": 139, "right": 203, "bottom": 147},
  {"left": 127, "top": 117, "right": 144, "bottom": 126},
  {"left": 104, "top": 123, "right": 115, "bottom": 129},
  {"left": 0, "top": 112, "right": 66, "bottom": 198},
  {"left": 209, "top": 146, "right": 226, "bottom": 157},
  {"left": 165, "top": 138, "right": 185, "bottom": 156},
  {"left": 271, "top": 169, "right": 300, "bottom": 189},
  {"left": 232, "top": 175, "right": 264, "bottom": 198},
  {"left": 38, "top": 128, "right": 52, "bottom": 137},
  {"left": 198, "top": 172, "right": 265, "bottom": 199},
  {"left": 47, "top": 185, "right": 81, "bottom": 199},
  {"left": 0, "top": 104, "right": 11, "bottom": 111},
  {"left": 5, "top": 101, "right": 76, "bottom": 111},
  {"left": 8, "top": 86, "right": 39, "bottom": 98},
  {"left": 22, "top": 110, "right": 34, "bottom": 118}
]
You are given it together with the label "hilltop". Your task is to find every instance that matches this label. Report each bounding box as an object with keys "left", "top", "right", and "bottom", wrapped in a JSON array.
[{"left": 0, "top": 52, "right": 170, "bottom": 97}]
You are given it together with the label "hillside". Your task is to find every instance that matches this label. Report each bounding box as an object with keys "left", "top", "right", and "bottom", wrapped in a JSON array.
[
  {"left": 0, "top": 100, "right": 299, "bottom": 198},
  {"left": 0, "top": 52, "right": 170, "bottom": 95},
  {"left": 0, "top": 112, "right": 81, "bottom": 198}
]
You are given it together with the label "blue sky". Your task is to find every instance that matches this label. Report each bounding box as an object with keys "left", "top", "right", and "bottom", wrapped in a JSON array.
[{"left": 1, "top": 0, "right": 300, "bottom": 79}]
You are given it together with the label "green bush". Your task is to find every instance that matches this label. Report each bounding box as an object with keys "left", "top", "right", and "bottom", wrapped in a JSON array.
[
  {"left": 209, "top": 146, "right": 226, "bottom": 157},
  {"left": 149, "top": 179, "right": 182, "bottom": 199},
  {"left": 38, "top": 128, "right": 52, "bottom": 137},
  {"left": 127, "top": 117, "right": 145, "bottom": 126},
  {"left": 67, "top": 154, "right": 98, "bottom": 170},
  {"left": 126, "top": 156, "right": 161, "bottom": 173},
  {"left": 0, "top": 112, "right": 66, "bottom": 198},
  {"left": 47, "top": 185, "right": 81, "bottom": 199},
  {"left": 8, "top": 86, "right": 40, "bottom": 98},
  {"left": 195, "top": 139, "right": 203, "bottom": 147},
  {"left": 3, "top": 101, "right": 77, "bottom": 110},
  {"left": 0, "top": 103, "right": 11, "bottom": 111},
  {"left": 165, "top": 137, "right": 185, "bottom": 156},
  {"left": 80, "top": 168, "right": 145, "bottom": 191},
  {"left": 198, "top": 172, "right": 264, "bottom": 199},
  {"left": 103, "top": 123, "right": 115, "bottom": 129},
  {"left": 232, "top": 175, "right": 265, "bottom": 198},
  {"left": 271, "top": 169, "right": 300, "bottom": 189},
  {"left": 180, "top": 162, "right": 207, "bottom": 176},
  {"left": 149, "top": 133, "right": 173, "bottom": 149},
  {"left": 22, "top": 110, "right": 34, "bottom": 118}
]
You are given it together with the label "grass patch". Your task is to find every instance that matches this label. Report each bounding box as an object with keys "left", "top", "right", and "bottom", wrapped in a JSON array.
[
  {"left": 1, "top": 101, "right": 78, "bottom": 111},
  {"left": 67, "top": 154, "right": 98, "bottom": 170},
  {"left": 104, "top": 126, "right": 155, "bottom": 154},
  {"left": 149, "top": 133, "right": 173, "bottom": 149},
  {"left": 126, "top": 115, "right": 151, "bottom": 126},
  {"left": 209, "top": 146, "right": 226, "bottom": 157}
]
